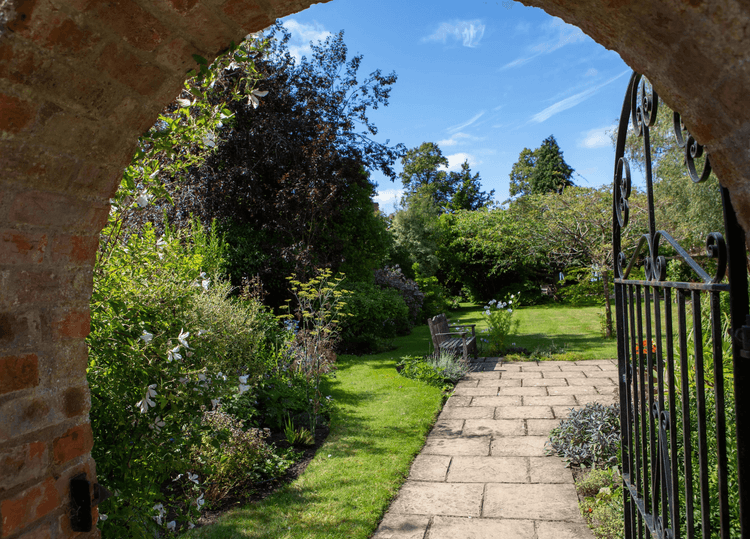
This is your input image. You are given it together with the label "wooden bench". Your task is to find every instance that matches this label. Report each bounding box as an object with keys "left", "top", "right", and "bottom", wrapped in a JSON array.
[{"left": 427, "top": 313, "right": 477, "bottom": 362}]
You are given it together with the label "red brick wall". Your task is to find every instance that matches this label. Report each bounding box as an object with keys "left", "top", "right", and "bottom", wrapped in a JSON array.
[{"left": 0, "top": 0, "right": 749, "bottom": 538}]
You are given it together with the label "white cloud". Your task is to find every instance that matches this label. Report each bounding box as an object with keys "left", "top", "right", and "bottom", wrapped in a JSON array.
[
  {"left": 423, "top": 20, "right": 486, "bottom": 48},
  {"left": 447, "top": 111, "right": 485, "bottom": 133},
  {"left": 440, "top": 153, "right": 477, "bottom": 172},
  {"left": 374, "top": 189, "right": 403, "bottom": 212},
  {"left": 584, "top": 67, "right": 598, "bottom": 77},
  {"left": 530, "top": 70, "right": 629, "bottom": 123},
  {"left": 501, "top": 17, "right": 586, "bottom": 70},
  {"left": 437, "top": 132, "right": 482, "bottom": 147},
  {"left": 283, "top": 20, "right": 332, "bottom": 62},
  {"left": 580, "top": 126, "right": 613, "bottom": 149}
]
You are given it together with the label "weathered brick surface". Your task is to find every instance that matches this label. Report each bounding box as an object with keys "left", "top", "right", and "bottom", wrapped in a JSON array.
[
  {"left": 0, "top": 441, "right": 48, "bottom": 491},
  {"left": 1, "top": 477, "right": 59, "bottom": 536},
  {"left": 53, "top": 423, "right": 93, "bottom": 465},
  {"left": 0, "top": 353, "right": 39, "bottom": 395}
]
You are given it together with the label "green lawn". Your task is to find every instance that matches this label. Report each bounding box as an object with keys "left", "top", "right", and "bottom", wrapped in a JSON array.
[
  {"left": 448, "top": 303, "right": 618, "bottom": 360},
  {"left": 185, "top": 331, "right": 444, "bottom": 539}
]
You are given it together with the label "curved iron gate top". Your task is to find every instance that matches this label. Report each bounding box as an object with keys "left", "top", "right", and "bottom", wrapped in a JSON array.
[{"left": 613, "top": 72, "right": 750, "bottom": 539}]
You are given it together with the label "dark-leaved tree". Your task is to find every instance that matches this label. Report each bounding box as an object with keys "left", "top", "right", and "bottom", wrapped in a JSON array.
[
  {"left": 146, "top": 24, "right": 403, "bottom": 305},
  {"left": 509, "top": 135, "right": 574, "bottom": 197}
]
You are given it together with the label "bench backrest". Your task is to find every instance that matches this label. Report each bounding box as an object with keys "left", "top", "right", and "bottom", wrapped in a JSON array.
[{"left": 427, "top": 313, "right": 450, "bottom": 350}]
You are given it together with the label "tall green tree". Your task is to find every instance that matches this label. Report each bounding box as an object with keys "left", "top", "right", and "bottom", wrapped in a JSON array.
[{"left": 509, "top": 135, "right": 574, "bottom": 198}]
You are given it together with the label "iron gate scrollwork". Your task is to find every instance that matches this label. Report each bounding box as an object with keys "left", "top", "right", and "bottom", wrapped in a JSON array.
[{"left": 613, "top": 72, "right": 750, "bottom": 539}]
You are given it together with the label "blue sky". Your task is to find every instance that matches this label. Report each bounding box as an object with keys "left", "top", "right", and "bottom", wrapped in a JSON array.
[{"left": 280, "top": 0, "right": 633, "bottom": 213}]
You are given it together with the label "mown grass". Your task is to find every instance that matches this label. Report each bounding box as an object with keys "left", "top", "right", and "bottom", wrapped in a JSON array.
[
  {"left": 449, "top": 303, "right": 618, "bottom": 360},
  {"left": 184, "top": 329, "right": 443, "bottom": 539}
]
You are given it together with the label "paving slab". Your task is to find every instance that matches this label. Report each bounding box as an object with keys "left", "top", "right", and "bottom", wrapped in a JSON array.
[
  {"left": 483, "top": 483, "right": 581, "bottom": 521},
  {"left": 429, "top": 516, "right": 536, "bottom": 539},
  {"left": 470, "top": 395, "right": 522, "bottom": 407},
  {"left": 495, "top": 405, "right": 554, "bottom": 419},
  {"left": 423, "top": 436, "right": 491, "bottom": 456},
  {"left": 491, "top": 436, "right": 548, "bottom": 456},
  {"left": 522, "top": 378, "right": 570, "bottom": 387},
  {"left": 523, "top": 395, "right": 576, "bottom": 406},
  {"left": 464, "top": 371, "right": 501, "bottom": 380},
  {"left": 456, "top": 379, "right": 479, "bottom": 388},
  {"left": 576, "top": 393, "right": 618, "bottom": 406},
  {"left": 463, "top": 418, "right": 525, "bottom": 437},
  {"left": 439, "top": 406, "right": 495, "bottom": 420},
  {"left": 389, "top": 481, "right": 484, "bottom": 516},
  {"left": 527, "top": 419, "right": 562, "bottom": 436},
  {"left": 528, "top": 456, "right": 574, "bottom": 483},
  {"left": 371, "top": 514, "right": 430, "bottom": 539},
  {"left": 501, "top": 371, "right": 542, "bottom": 379},
  {"left": 552, "top": 406, "right": 574, "bottom": 419},
  {"left": 408, "top": 454, "right": 451, "bottom": 482},
  {"left": 445, "top": 395, "right": 472, "bottom": 407},
  {"left": 453, "top": 387, "right": 500, "bottom": 396},
  {"left": 446, "top": 456, "right": 527, "bottom": 483},
  {"left": 540, "top": 370, "right": 586, "bottom": 378},
  {"left": 431, "top": 419, "right": 464, "bottom": 437},
  {"left": 497, "top": 386, "right": 548, "bottom": 396},
  {"left": 536, "top": 520, "right": 596, "bottom": 539},
  {"left": 547, "top": 386, "right": 599, "bottom": 395}
]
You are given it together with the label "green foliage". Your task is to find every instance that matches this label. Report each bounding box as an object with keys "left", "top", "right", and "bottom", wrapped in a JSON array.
[
  {"left": 396, "top": 352, "right": 469, "bottom": 390},
  {"left": 577, "top": 468, "right": 625, "bottom": 539},
  {"left": 478, "top": 294, "right": 520, "bottom": 355},
  {"left": 414, "top": 272, "right": 452, "bottom": 320},
  {"left": 338, "top": 280, "right": 410, "bottom": 354},
  {"left": 373, "top": 266, "right": 425, "bottom": 324},
  {"left": 509, "top": 135, "right": 574, "bottom": 197},
  {"left": 547, "top": 403, "right": 621, "bottom": 468},
  {"left": 389, "top": 190, "right": 442, "bottom": 277},
  {"left": 194, "top": 410, "right": 293, "bottom": 504}
]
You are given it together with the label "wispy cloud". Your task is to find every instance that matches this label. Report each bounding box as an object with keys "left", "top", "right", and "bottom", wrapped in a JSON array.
[
  {"left": 437, "top": 132, "right": 483, "bottom": 147},
  {"left": 530, "top": 70, "right": 629, "bottom": 123},
  {"left": 284, "top": 20, "right": 332, "bottom": 62},
  {"left": 447, "top": 111, "right": 485, "bottom": 133},
  {"left": 501, "top": 17, "right": 586, "bottom": 70},
  {"left": 423, "top": 19, "right": 486, "bottom": 48},
  {"left": 584, "top": 67, "right": 598, "bottom": 77},
  {"left": 579, "top": 125, "right": 614, "bottom": 149}
]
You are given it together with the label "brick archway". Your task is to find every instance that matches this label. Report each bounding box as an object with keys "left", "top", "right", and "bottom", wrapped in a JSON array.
[{"left": 1, "top": 1, "right": 748, "bottom": 537}]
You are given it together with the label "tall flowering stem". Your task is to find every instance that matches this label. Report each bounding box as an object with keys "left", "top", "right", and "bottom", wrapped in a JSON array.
[
  {"left": 480, "top": 293, "right": 521, "bottom": 356},
  {"left": 282, "top": 269, "right": 350, "bottom": 431}
]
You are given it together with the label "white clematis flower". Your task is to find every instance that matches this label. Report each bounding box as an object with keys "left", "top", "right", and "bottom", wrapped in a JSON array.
[
  {"left": 176, "top": 98, "right": 192, "bottom": 107},
  {"left": 166, "top": 520, "right": 176, "bottom": 531},
  {"left": 195, "top": 493, "right": 205, "bottom": 508},
  {"left": 248, "top": 88, "right": 269, "bottom": 108},
  {"left": 177, "top": 329, "right": 190, "bottom": 349},
  {"left": 149, "top": 416, "right": 166, "bottom": 432},
  {"left": 136, "top": 192, "right": 153, "bottom": 208},
  {"left": 136, "top": 384, "right": 158, "bottom": 413},
  {"left": 140, "top": 330, "right": 154, "bottom": 343},
  {"left": 167, "top": 346, "right": 182, "bottom": 363}
]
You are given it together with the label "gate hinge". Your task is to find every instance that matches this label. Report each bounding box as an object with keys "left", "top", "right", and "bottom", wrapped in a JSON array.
[
  {"left": 70, "top": 473, "right": 113, "bottom": 532},
  {"left": 736, "top": 315, "right": 750, "bottom": 359}
]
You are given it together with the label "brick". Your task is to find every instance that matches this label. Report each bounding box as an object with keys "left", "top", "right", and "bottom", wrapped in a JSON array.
[
  {"left": 16, "top": 523, "right": 53, "bottom": 539},
  {"left": 0, "top": 310, "right": 43, "bottom": 350},
  {"left": 94, "top": 0, "right": 169, "bottom": 52},
  {"left": 0, "top": 441, "right": 48, "bottom": 491},
  {"left": 9, "top": 190, "right": 104, "bottom": 231},
  {"left": 0, "top": 353, "right": 39, "bottom": 394},
  {"left": 49, "top": 234, "right": 99, "bottom": 266},
  {"left": 0, "top": 229, "right": 48, "bottom": 264},
  {"left": 4, "top": 0, "right": 38, "bottom": 35},
  {"left": 62, "top": 386, "right": 90, "bottom": 418},
  {"left": 0, "top": 477, "right": 59, "bottom": 537},
  {"left": 155, "top": 1, "right": 236, "bottom": 54},
  {"left": 96, "top": 42, "right": 166, "bottom": 96},
  {"left": 2, "top": 269, "right": 93, "bottom": 308},
  {"left": 53, "top": 423, "right": 93, "bottom": 465},
  {"left": 221, "top": 0, "right": 273, "bottom": 30},
  {"left": 0, "top": 93, "right": 36, "bottom": 133},
  {"left": 52, "top": 309, "right": 90, "bottom": 339}
]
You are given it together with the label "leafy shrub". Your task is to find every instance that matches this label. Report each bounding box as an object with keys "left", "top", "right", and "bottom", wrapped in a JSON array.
[
  {"left": 373, "top": 266, "right": 425, "bottom": 324},
  {"left": 338, "top": 280, "right": 410, "bottom": 354},
  {"left": 577, "top": 468, "right": 624, "bottom": 539},
  {"left": 396, "top": 351, "right": 470, "bottom": 390},
  {"left": 415, "top": 274, "right": 452, "bottom": 320},
  {"left": 546, "top": 403, "right": 621, "bottom": 467},
  {"left": 478, "top": 294, "right": 520, "bottom": 356},
  {"left": 194, "top": 409, "right": 294, "bottom": 503}
]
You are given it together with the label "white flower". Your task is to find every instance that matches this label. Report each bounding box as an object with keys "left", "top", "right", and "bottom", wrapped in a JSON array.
[
  {"left": 238, "top": 384, "right": 250, "bottom": 394},
  {"left": 188, "top": 522, "right": 195, "bottom": 529},
  {"left": 136, "top": 384, "right": 158, "bottom": 413},
  {"left": 202, "top": 132, "right": 215, "bottom": 148},
  {"left": 167, "top": 346, "right": 182, "bottom": 363},
  {"left": 136, "top": 192, "right": 153, "bottom": 208},
  {"left": 239, "top": 375, "right": 249, "bottom": 384},
  {"left": 211, "top": 398, "right": 220, "bottom": 409},
  {"left": 167, "top": 521, "right": 176, "bottom": 531},
  {"left": 489, "top": 299, "right": 497, "bottom": 306},
  {"left": 195, "top": 493, "right": 205, "bottom": 508},
  {"left": 188, "top": 472, "right": 199, "bottom": 485},
  {"left": 153, "top": 503, "right": 166, "bottom": 525},
  {"left": 99, "top": 513, "right": 108, "bottom": 521},
  {"left": 149, "top": 416, "right": 166, "bottom": 432},
  {"left": 197, "top": 329, "right": 207, "bottom": 336},
  {"left": 508, "top": 308, "right": 513, "bottom": 313},
  {"left": 140, "top": 330, "right": 154, "bottom": 343},
  {"left": 248, "top": 88, "right": 268, "bottom": 108},
  {"left": 176, "top": 98, "right": 192, "bottom": 107},
  {"left": 198, "top": 374, "right": 207, "bottom": 382},
  {"left": 177, "top": 329, "right": 190, "bottom": 349},
  {"left": 156, "top": 238, "right": 167, "bottom": 249},
  {"left": 201, "top": 277, "right": 210, "bottom": 291}
]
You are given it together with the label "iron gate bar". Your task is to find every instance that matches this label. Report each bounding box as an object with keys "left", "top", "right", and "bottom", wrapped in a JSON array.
[{"left": 613, "top": 70, "right": 749, "bottom": 539}]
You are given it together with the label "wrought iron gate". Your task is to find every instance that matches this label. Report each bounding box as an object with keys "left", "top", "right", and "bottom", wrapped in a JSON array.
[{"left": 613, "top": 72, "right": 750, "bottom": 539}]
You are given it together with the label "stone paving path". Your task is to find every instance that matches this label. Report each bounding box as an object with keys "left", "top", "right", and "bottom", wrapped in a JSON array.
[{"left": 372, "top": 358, "right": 619, "bottom": 539}]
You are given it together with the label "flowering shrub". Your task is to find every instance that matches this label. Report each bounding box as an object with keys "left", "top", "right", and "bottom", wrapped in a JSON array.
[
  {"left": 89, "top": 219, "right": 285, "bottom": 537},
  {"left": 373, "top": 266, "right": 425, "bottom": 324},
  {"left": 479, "top": 294, "right": 520, "bottom": 356}
]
